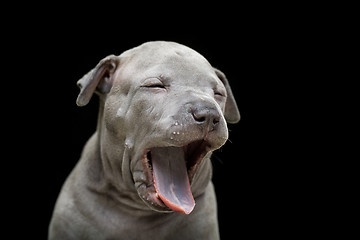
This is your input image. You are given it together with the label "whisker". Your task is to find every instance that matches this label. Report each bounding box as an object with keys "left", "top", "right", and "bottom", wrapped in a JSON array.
[{"left": 212, "top": 152, "right": 224, "bottom": 165}]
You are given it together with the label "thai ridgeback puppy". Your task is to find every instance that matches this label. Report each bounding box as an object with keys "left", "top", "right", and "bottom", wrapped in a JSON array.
[{"left": 49, "top": 41, "right": 240, "bottom": 239}]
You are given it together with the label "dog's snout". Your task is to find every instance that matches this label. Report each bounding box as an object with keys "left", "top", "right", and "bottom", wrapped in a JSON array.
[{"left": 191, "top": 106, "right": 220, "bottom": 130}]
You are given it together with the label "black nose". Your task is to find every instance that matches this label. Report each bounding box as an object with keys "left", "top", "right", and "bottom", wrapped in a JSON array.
[{"left": 191, "top": 107, "right": 220, "bottom": 131}]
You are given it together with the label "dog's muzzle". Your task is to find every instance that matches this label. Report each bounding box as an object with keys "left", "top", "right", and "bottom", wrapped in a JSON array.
[{"left": 134, "top": 101, "right": 228, "bottom": 214}]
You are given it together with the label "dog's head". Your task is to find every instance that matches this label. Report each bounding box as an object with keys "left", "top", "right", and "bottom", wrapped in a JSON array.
[{"left": 76, "top": 41, "right": 240, "bottom": 214}]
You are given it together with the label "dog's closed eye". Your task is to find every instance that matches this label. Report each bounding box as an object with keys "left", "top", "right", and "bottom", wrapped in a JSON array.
[
  {"left": 213, "top": 88, "right": 226, "bottom": 99},
  {"left": 141, "top": 78, "right": 166, "bottom": 89}
]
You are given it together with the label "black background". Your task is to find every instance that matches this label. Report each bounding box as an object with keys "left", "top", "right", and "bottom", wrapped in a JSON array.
[{"left": 8, "top": 7, "right": 337, "bottom": 239}]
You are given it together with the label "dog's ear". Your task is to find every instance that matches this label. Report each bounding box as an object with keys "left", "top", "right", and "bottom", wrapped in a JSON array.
[
  {"left": 214, "top": 68, "right": 241, "bottom": 124},
  {"left": 76, "top": 55, "right": 120, "bottom": 106}
]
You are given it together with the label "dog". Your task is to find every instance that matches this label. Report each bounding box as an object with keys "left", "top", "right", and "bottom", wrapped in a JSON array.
[{"left": 49, "top": 41, "right": 240, "bottom": 239}]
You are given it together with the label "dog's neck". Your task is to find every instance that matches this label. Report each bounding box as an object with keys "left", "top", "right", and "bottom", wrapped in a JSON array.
[
  {"left": 93, "top": 98, "right": 132, "bottom": 188},
  {"left": 78, "top": 99, "right": 132, "bottom": 196}
]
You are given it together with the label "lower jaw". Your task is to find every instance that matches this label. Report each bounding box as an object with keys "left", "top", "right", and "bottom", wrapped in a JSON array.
[{"left": 136, "top": 183, "right": 172, "bottom": 212}]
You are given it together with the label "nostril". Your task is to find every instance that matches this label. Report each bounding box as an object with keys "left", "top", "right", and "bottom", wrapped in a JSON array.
[
  {"left": 192, "top": 112, "right": 206, "bottom": 123},
  {"left": 213, "top": 118, "right": 219, "bottom": 125}
]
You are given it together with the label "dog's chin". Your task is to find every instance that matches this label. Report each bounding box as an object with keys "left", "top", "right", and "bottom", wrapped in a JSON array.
[{"left": 135, "top": 140, "right": 211, "bottom": 213}]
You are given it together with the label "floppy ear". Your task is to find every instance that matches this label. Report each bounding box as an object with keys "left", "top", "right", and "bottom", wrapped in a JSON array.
[
  {"left": 76, "top": 55, "right": 120, "bottom": 106},
  {"left": 214, "top": 68, "right": 241, "bottom": 124}
]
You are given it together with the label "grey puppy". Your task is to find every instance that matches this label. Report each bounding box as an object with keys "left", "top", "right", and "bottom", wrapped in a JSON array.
[{"left": 49, "top": 41, "right": 240, "bottom": 240}]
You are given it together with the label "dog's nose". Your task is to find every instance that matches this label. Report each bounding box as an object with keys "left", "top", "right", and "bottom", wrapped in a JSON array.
[{"left": 191, "top": 107, "right": 220, "bottom": 131}]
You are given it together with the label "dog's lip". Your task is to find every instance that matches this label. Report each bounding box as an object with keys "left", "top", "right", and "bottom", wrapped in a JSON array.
[{"left": 138, "top": 140, "right": 210, "bottom": 212}]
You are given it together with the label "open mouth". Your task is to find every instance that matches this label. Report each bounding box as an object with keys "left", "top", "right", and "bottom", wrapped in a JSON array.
[{"left": 141, "top": 140, "right": 209, "bottom": 214}]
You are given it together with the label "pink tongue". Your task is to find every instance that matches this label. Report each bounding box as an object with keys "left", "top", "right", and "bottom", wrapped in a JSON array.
[{"left": 151, "top": 147, "right": 195, "bottom": 214}]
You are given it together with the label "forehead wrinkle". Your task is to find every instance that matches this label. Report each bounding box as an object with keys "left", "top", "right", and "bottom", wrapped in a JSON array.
[{"left": 119, "top": 43, "right": 219, "bottom": 90}]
